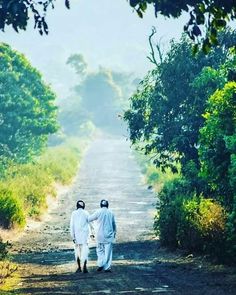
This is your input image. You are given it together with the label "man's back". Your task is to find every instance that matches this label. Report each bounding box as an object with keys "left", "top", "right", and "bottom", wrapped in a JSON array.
[
  {"left": 89, "top": 207, "right": 116, "bottom": 243},
  {"left": 70, "top": 208, "right": 89, "bottom": 244}
]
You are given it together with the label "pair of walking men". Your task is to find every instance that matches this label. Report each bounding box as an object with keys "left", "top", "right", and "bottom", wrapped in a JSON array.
[{"left": 70, "top": 199, "right": 116, "bottom": 273}]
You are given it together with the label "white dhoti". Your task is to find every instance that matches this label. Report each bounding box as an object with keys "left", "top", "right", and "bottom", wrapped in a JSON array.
[
  {"left": 96, "top": 243, "right": 113, "bottom": 270},
  {"left": 74, "top": 243, "right": 89, "bottom": 264}
]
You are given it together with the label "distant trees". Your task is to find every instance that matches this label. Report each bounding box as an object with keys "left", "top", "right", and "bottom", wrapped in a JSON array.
[
  {"left": 64, "top": 53, "right": 137, "bottom": 133},
  {"left": 0, "top": 43, "right": 58, "bottom": 165}
]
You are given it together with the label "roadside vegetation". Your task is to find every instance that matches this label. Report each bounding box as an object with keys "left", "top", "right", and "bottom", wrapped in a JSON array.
[
  {"left": 125, "top": 29, "right": 236, "bottom": 264},
  {"left": 0, "top": 43, "right": 93, "bottom": 284},
  {"left": 134, "top": 151, "right": 180, "bottom": 192},
  {"left": 0, "top": 143, "right": 83, "bottom": 229}
]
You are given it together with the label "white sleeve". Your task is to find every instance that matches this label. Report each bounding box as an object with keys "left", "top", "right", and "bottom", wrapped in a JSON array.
[
  {"left": 85, "top": 211, "right": 94, "bottom": 234},
  {"left": 88, "top": 210, "right": 100, "bottom": 222},
  {"left": 70, "top": 212, "right": 75, "bottom": 240}
]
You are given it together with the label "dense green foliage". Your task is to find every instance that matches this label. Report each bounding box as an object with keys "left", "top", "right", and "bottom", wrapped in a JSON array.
[
  {"left": 0, "top": 44, "right": 84, "bottom": 265},
  {"left": 0, "top": 189, "right": 25, "bottom": 228},
  {"left": 129, "top": 1, "right": 236, "bottom": 53},
  {"left": 155, "top": 179, "right": 226, "bottom": 257},
  {"left": 125, "top": 30, "right": 236, "bottom": 263},
  {"left": 199, "top": 82, "right": 236, "bottom": 209},
  {"left": 124, "top": 31, "right": 236, "bottom": 174},
  {"left": 0, "top": 43, "right": 58, "bottom": 165}
]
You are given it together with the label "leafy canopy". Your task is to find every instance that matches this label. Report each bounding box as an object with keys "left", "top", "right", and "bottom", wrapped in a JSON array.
[
  {"left": 0, "top": 0, "right": 69, "bottom": 34},
  {"left": 124, "top": 31, "right": 235, "bottom": 174},
  {"left": 199, "top": 81, "right": 236, "bottom": 208},
  {"left": 129, "top": 0, "right": 236, "bottom": 53},
  {"left": 0, "top": 43, "right": 58, "bottom": 164},
  {"left": 1, "top": 0, "right": 236, "bottom": 53}
]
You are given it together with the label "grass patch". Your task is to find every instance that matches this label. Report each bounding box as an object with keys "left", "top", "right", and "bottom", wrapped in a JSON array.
[
  {"left": 0, "top": 138, "right": 86, "bottom": 228},
  {"left": 0, "top": 261, "right": 18, "bottom": 286}
]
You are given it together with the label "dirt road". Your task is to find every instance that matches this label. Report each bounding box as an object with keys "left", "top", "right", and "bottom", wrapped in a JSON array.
[{"left": 4, "top": 135, "right": 236, "bottom": 294}]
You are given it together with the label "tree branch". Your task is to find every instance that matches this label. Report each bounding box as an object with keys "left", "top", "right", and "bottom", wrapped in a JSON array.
[{"left": 147, "top": 27, "right": 163, "bottom": 66}]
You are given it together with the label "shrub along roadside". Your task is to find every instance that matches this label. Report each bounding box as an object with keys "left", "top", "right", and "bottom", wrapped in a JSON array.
[
  {"left": 0, "top": 141, "right": 84, "bottom": 230},
  {"left": 154, "top": 178, "right": 228, "bottom": 262}
]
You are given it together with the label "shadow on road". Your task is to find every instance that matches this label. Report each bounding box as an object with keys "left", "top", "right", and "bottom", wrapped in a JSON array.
[
  {"left": 11, "top": 240, "right": 160, "bottom": 266},
  {"left": 7, "top": 240, "right": 236, "bottom": 295}
]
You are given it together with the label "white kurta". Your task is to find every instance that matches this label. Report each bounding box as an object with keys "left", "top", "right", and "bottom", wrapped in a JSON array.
[
  {"left": 88, "top": 207, "right": 116, "bottom": 270},
  {"left": 70, "top": 208, "right": 90, "bottom": 264},
  {"left": 88, "top": 207, "right": 116, "bottom": 243},
  {"left": 70, "top": 208, "right": 90, "bottom": 244}
]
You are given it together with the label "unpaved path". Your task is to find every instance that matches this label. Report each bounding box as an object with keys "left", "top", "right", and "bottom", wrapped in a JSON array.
[{"left": 5, "top": 135, "right": 236, "bottom": 295}]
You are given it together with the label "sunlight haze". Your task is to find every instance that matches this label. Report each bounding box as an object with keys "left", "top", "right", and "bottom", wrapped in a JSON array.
[{"left": 0, "top": 0, "right": 187, "bottom": 98}]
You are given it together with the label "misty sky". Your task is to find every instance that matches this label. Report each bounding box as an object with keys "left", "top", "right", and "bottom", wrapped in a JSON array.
[{"left": 0, "top": 0, "right": 188, "bottom": 98}]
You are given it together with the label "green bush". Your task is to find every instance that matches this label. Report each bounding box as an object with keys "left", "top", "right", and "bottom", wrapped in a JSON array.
[
  {"left": 5, "top": 163, "right": 55, "bottom": 217},
  {"left": 155, "top": 179, "right": 227, "bottom": 258},
  {"left": 177, "top": 197, "right": 203, "bottom": 252},
  {"left": 0, "top": 188, "right": 25, "bottom": 228},
  {"left": 226, "top": 197, "right": 236, "bottom": 264},
  {"left": 154, "top": 195, "right": 182, "bottom": 248},
  {"left": 177, "top": 197, "right": 226, "bottom": 255},
  {"left": 154, "top": 178, "right": 193, "bottom": 248}
]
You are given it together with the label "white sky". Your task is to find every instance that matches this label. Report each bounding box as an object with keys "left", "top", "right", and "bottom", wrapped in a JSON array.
[{"left": 0, "top": 0, "right": 188, "bottom": 98}]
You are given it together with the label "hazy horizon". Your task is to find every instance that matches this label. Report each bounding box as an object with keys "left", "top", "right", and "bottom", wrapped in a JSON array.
[{"left": 0, "top": 0, "right": 188, "bottom": 99}]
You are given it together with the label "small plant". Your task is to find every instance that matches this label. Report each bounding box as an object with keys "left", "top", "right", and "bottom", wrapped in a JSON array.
[{"left": 0, "top": 188, "right": 25, "bottom": 228}]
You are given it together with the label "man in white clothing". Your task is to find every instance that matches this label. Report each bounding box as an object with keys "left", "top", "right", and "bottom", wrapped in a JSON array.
[
  {"left": 70, "top": 200, "right": 92, "bottom": 273},
  {"left": 88, "top": 199, "right": 116, "bottom": 272}
]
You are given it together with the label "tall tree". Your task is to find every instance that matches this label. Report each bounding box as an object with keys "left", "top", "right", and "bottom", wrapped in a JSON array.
[
  {"left": 0, "top": 43, "right": 58, "bottom": 164},
  {"left": 124, "top": 31, "right": 235, "bottom": 174},
  {"left": 199, "top": 81, "right": 236, "bottom": 208}
]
